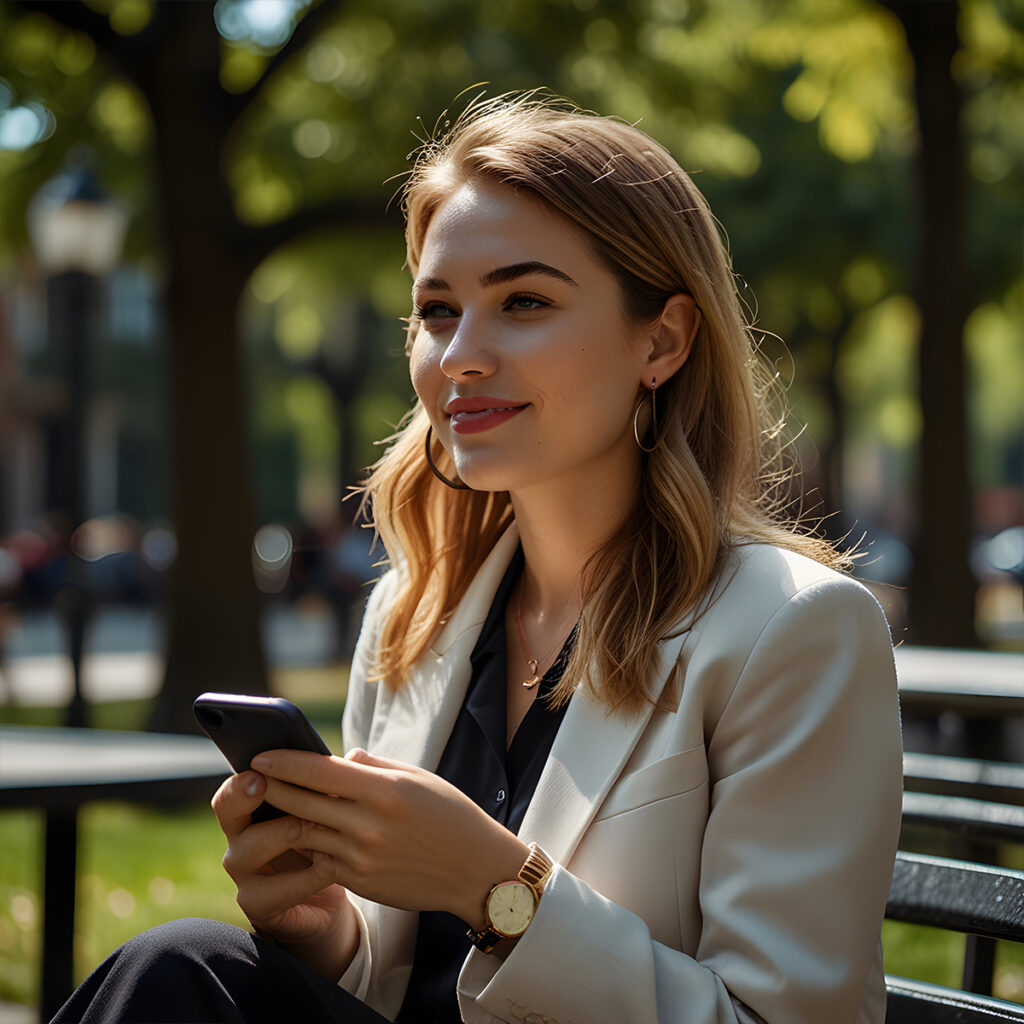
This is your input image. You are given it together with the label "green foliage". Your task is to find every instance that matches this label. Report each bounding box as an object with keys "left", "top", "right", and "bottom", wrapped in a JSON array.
[{"left": 1, "top": 0, "right": 1021, "bottom": 528}]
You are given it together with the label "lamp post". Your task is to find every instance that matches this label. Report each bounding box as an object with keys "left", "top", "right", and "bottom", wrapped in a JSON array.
[
  {"left": 27, "top": 160, "right": 127, "bottom": 1020},
  {"left": 28, "top": 159, "right": 127, "bottom": 729}
]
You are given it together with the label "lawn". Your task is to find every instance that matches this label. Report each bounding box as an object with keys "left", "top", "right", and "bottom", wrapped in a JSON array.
[
  {"left": 0, "top": 666, "right": 347, "bottom": 1010},
  {"left": 2, "top": 672, "right": 1022, "bottom": 1011}
]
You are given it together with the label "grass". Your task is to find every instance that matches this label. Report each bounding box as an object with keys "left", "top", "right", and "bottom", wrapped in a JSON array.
[
  {"left": 2, "top": 674, "right": 1023, "bottom": 1010},
  {"left": 0, "top": 666, "right": 347, "bottom": 1009}
]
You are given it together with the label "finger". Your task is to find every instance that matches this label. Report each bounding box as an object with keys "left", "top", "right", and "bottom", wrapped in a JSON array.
[
  {"left": 238, "top": 853, "right": 340, "bottom": 923},
  {"left": 212, "top": 771, "right": 267, "bottom": 838},
  {"left": 223, "top": 813, "right": 324, "bottom": 881},
  {"left": 259, "top": 776, "right": 364, "bottom": 832},
  {"left": 251, "top": 750, "right": 399, "bottom": 800},
  {"left": 345, "top": 747, "right": 417, "bottom": 772}
]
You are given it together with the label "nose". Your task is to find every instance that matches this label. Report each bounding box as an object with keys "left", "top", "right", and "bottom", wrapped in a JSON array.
[{"left": 439, "top": 316, "right": 498, "bottom": 381}]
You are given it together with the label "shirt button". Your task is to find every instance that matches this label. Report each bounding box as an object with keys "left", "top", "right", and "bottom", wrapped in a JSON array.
[{"left": 496, "top": 789, "right": 506, "bottom": 804}]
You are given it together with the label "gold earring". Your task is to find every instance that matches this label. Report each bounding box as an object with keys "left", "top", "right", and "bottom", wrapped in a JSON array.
[
  {"left": 425, "top": 426, "right": 471, "bottom": 490},
  {"left": 633, "top": 377, "right": 659, "bottom": 454}
]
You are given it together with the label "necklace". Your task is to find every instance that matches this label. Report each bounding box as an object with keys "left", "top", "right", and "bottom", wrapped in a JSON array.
[{"left": 514, "top": 583, "right": 569, "bottom": 689}]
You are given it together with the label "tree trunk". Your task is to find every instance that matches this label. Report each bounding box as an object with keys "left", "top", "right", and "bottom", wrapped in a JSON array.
[
  {"left": 890, "top": 0, "right": 977, "bottom": 647},
  {"left": 817, "top": 310, "right": 853, "bottom": 543},
  {"left": 146, "top": 3, "right": 268, "bottom": 732}
]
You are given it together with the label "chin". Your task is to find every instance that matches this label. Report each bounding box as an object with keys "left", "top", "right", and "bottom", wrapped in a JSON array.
[{"left": 453, "top": 456, "right": 533, "bottom": 494}]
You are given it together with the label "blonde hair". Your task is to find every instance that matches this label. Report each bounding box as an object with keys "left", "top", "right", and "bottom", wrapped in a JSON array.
[{"left": 360, "top": 91, "right": 846, "bottom": 714}]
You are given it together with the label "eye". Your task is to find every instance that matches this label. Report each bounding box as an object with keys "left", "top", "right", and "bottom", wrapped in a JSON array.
[
  {"left": 504, "top": 293, "right": 548, "bottom": 312},
  {"left": 412, "top": 301, "right": 458, "bottom": 322}
]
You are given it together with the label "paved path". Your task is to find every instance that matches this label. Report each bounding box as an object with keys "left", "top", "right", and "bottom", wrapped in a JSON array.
[
  {"left": 0, "top": 1002, "right": 33, "bottom": 1024},
  {"left": 1, "top": 603, "right": 347, "bottom": 707}
]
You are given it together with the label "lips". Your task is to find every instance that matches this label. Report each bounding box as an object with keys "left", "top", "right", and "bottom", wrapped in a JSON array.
[{"left": 445, "top": 396, "right": 529, "bottom": 435}]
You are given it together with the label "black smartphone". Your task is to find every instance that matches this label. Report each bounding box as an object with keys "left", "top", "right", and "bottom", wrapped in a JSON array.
[{"left": 193, "top": 692, "right": 332, "bottom": 822}]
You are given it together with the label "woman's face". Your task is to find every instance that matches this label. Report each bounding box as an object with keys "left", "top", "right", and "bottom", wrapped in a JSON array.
[{"left": 409, "top": 179, "right": 651, "bottom": 498}]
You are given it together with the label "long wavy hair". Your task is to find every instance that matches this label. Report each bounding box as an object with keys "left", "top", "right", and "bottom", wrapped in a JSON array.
[{"left": 359, "top": 91, "right": 846, "bottom": 715}]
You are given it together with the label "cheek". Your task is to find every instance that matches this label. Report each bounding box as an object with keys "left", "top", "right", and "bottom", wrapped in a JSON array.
[{"left": 408, "top": 337, "right": 438, "bottom": 404}]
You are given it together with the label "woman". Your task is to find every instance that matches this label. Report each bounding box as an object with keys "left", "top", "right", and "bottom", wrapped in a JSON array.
[{"left": 55, "top": 93, "right": 902, "bottom": 1024}]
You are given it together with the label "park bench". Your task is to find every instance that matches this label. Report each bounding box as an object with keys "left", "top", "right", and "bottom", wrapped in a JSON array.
[
  {"left": 901, "top": 752, "right": 1024, "bottom": 849},
  {"left": 885, "top": 751, "right": 1024, "bottom": 1022},
  {"left": 885, "top": 852, "right": 1024, "bottom": 1023}
]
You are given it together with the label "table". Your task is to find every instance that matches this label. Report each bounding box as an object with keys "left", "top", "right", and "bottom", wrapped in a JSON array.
[
  {"left": 894, "top": 646, "right": 1024, "bottom": 761},
  {"left": 895, "top": 646, "right": 1024, "bottom": 716},
  {"left": 0, "top": 726, "right": 229, "bottom": 1022}
]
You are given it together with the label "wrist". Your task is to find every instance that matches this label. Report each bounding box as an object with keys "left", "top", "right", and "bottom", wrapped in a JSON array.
[
  {"left": 467, "top": 843, "right": 554, "bottom": 954},
  {"left": 461, "top": 836, "right": 531, "bottom": 930}
]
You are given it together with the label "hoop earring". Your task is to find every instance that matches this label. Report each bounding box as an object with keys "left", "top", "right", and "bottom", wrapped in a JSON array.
[
  {"left": 633, "top": 377, "right": 659, "bottom": 454},
  {"left": 425, "top": 426, "right": 470, "bottom": 490}
]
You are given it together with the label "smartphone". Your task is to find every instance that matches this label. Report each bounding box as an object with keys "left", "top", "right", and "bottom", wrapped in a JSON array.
[{"left": 193, "top": 692, "right": 332, "bottom": 822}]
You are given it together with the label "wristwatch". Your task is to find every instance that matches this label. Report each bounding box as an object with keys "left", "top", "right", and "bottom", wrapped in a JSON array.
[{"left": 467, "top": 843, "right": 554, "bottom": 954}]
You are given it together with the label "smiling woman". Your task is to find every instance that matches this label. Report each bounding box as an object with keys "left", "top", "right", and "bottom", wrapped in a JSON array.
[
  {"left": 54, "top": 92, "right": 903, "bottom": 1024},
  {"left": 410, "top": 179, "right": 670, "bottom": 499}
]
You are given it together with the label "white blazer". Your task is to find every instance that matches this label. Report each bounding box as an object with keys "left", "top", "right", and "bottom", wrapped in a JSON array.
[{"left": 338, "top": 525, "right": 903, "bottom": 1024}]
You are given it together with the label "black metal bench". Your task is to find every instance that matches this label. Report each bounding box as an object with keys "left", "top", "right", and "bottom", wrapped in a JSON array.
[
  {"left": 885, "top": 750, "right": 1024, "bottom": 1022},
  {"left": 903, "top": 753, "right": 1024, "bottom": 807},
  {"left": 885, "top": 852, "right": 1024, "bottom": 1022},
  {"left": 902, "top": 752, "right": 1024, "bottom": 849}
]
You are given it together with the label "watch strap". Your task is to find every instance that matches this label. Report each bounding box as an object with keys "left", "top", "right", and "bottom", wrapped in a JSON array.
[
  {"left": 466, "top": 910, "right": 504, "bottom": 955},
  {"left": 518, "top": 843, "right": 554, "bottom": 895}
]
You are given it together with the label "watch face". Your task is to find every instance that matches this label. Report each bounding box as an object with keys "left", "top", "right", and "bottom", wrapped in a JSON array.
[{"left": 487, "top": 881, "right": 536, "bottom": 938}]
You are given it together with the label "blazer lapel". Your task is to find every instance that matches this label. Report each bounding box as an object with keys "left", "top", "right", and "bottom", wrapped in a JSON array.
[
  {"left": 517, "top": 629, "right": 689, "bottom": 866},
  {"left": 371, "top": 525, "right": 521, "bottom": 772},
  {"left": 369, "top": 518, "right": 691, "bottom": 867}
]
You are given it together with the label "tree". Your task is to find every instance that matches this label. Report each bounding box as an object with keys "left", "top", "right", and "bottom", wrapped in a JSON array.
[
  {"left": 886, "top": 0, "right": 976, "bottom": 646},
  {"left": 3, "top": 0, "right": 1019, "bottom": 717},
  {"left": 8, "top": 0, "right": 390, "bottom": 731}
]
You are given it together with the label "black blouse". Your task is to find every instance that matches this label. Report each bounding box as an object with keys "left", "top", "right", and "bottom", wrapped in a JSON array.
[{"left": 395, "top": 547, "right": 573, "bottom": 1024}]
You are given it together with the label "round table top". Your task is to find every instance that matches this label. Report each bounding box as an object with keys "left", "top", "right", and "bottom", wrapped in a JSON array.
[
  {"left": 894, "top": 646, "right": 1024, "bottom": 714},
  {"left": 0, "top": 725, "right": 230, "bottom": 809}
]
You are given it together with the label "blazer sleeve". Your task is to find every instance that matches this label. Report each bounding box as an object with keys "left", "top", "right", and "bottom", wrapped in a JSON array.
[{"left": 458, "top": 575, "right": 903, "bottom": 1024}]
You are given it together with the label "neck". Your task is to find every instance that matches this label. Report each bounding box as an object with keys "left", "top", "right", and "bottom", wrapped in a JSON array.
[{"left": 509, "top": 455, "right": 640, "bottom": 623}]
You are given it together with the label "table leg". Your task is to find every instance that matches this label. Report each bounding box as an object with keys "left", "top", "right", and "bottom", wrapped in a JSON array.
[{"left": 40, "top": 807, "right": 78, "bottom": 1023}]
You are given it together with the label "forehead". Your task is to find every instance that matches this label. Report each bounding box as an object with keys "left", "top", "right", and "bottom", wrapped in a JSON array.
[{"left": 416, "top": 180, "right": 597, "bottom": 280}]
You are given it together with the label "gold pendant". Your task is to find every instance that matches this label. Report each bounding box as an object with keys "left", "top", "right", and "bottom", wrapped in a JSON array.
[{"left": 522, "top": 658, "right": 541, "bottom": 689}]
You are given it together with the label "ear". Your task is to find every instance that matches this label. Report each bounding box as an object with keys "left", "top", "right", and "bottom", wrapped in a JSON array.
[{"left": 641, "top": 293, "right": 701, "bottom": 386}]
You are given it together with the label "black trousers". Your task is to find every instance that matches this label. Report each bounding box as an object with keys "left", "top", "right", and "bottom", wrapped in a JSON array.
[{"left": 50, "top": 918, "right": 392, "bottom": 1024}]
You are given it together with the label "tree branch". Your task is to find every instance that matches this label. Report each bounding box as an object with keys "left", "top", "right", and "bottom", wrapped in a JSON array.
[
  {"left": 226, "top": 0, "right": 346, "bottom": 127},
  {"left": 232, "top": 196, "right": 397, "bottom": 273},
  {"left": 7, "top": 0, "right": 158, "bottom": 97}
]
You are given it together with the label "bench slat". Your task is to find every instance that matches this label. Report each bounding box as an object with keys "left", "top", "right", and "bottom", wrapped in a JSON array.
[
  {"left": 885, "top": 976, "right": 1024, "bottom": 1023},
  {"left": 902, "top": 792, "right": 1024, "bottom": 844},
  {"left": 886, "top": 852, "right": 1024, "bottom": 941},
  {"left": 903, "top": 753, "right": 1024, "bottom": 806}
]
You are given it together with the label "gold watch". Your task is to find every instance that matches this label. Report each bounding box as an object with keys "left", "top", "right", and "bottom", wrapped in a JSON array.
[{"left": 467, "top": 843, "right": 554, "bottom": 954}]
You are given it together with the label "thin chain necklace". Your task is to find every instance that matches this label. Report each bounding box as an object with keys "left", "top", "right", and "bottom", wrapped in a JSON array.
[{"left": 514, "top": 583, "right": 570, "bottom": 689}]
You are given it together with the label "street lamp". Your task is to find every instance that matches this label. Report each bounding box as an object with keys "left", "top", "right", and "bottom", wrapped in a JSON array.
[{"left": 27, "top": 158, "right": 127, "bottom": 728}]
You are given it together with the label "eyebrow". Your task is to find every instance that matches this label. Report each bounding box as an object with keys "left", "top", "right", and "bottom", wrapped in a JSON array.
[{"left": 414, "top": 261, "right": 580, "bottom": 294}]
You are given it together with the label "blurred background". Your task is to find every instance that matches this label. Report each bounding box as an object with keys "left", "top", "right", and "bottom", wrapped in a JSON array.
[{"left": 0, "top": 0, "right": 1021, "bottom": 1014}]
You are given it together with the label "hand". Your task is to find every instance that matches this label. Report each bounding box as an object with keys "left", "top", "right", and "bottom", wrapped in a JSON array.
[
  {"left": 250, "top": 748, "right": 530, "bottom": 929},
  {"left": 211, "top": 769, "right": 358, "bottom": 980}
]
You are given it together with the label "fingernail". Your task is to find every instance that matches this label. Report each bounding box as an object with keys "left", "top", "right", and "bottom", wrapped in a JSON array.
[
  {"left": 251, "top": 756, "right": 270, "bottom": 771},
  {"left": 345, "top": 747, "right": 365, "bottom": 760},
  {"left": 245, "top": 775, "right": 263, "bottom": 797}
]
